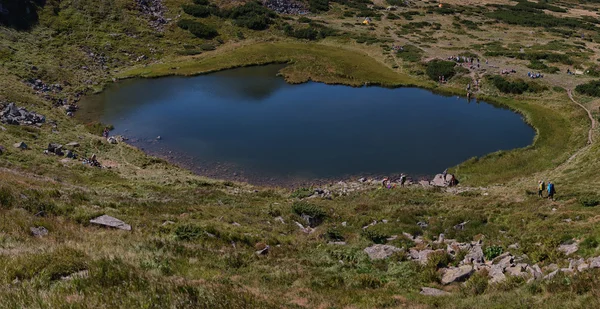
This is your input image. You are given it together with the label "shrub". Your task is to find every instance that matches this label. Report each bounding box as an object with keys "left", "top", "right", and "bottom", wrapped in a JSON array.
[
  {"left": 174, "top": 224, "right": 205, "bottom": 241},
  {"left": 580, "top": 195, "right": 600, "bottom": 207},
  {"left": 355, "top": 274, "right": 384, "bottom": 289},
  {"left": 182, "top": 4, "right": 211, "bottom": 18},
  {"left": 297, "top": 16, "right": 312, "bottom": 23},
  {"left": 0, "top": 187, "right": 14, "bottom": 209},
  {"left": 488, "top": 75, "right": 546, "bottom": 94},
  {"left": 292, "top": 202, "right": 327, "bottom": 219},
  {"left": 386, "top": 0, "right": 406, "bottom": 5},
  {"left": 309, "top": 0, "right": 329, "bottom": 12},
  {"left": 193, "top": 0, "right": 209, "bottom": 4},
  {"left": 177, "top": 19, "right": 218, "bottom": 39},
  {"left": 580, "top": 237, "right": 599, "bottom": 250},
  {"left": 484, "top": 246, "right": 503, "bottom": 260},
  {"left": 576, "top": 80, "right": 600, "bottom": 97},
  {"left": 426, "top": 251, "right": 451, "bottom": 269},
  {"left": 6, "top": 247, "right": 88, "bottom": 282},
  {"left": 426, "top": 60, "right": 456, "bottom": 81},
  {"left": 229, "top": 1, "right": 277, "bottom": 30},
  {"left": 361, "top": 229, "right": 389, "bottom": 244},
  {"left": 326, "top": 227, "right": 345, "bottom": 241},
  {"left": 463, "top": 271, "right": 488, "bottom": 295}
]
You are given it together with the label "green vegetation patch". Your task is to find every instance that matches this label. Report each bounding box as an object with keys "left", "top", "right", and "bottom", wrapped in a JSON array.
[
  {"left": 576, "top": 80, "right": 600, "bottom": 97},
  {"left": 488, "top": 75, "right": 546, "bottom": 94},
  {"left": 426, "top": 59, "right": 457, "bottom": 81},
  {"left": 177, "top": 19, "right": 219, "bottom": 39},
  {"left": 396, "top": 44, "right": 423, "bottom": 63}
]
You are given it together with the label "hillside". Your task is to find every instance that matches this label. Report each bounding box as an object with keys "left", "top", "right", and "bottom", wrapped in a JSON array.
[{"left": 1, "top": 0, "right": 600, "bottom": 308}]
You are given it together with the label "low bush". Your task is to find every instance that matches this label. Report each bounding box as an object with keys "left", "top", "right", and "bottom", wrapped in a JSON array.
[
  {"left": 361, "top": 229, "right": 389, "bottom": 244},
  {"left": 484, "top": 245, "right": 503, "bottom": 260},
  {"left": 174, "top": 224, "right": 205, "bottom": 241},
  {"left": 463, "top": 271, "right": 489, "bottom": 295},
  {"left": 309, "top": 0, "right": 329, "bottom": 12},
  {"left": 579, "top": 194, "right": 600, "bottom": 207},
  {"left": 576, "top": 80, "right": 600, "bottom": 97},
  {"left": 292, "top": 202, "right": 327, "bottom": 219},
  {"left": 182, "top": 4, "right": 211, "bottom": 18},
  {"left": 5, "top": 247, "right": 88, "bottom": 282},
  {"left": 229, "top": 1, "right": 277, "bottom": 30},
  {"left": 177, "top": 19, "right": 218, "bottom": 39},
  {"left": 488, "top": 75, "right": 546, "bottom": 94}
]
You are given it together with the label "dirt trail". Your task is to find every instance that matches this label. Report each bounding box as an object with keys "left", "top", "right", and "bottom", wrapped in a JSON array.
[{"left": 568, "top": 89, "right": 596, "bottom": 145}]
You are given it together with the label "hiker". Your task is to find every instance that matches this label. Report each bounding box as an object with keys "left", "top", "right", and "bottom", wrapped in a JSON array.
[
  {"left": 449, "top": 174, "right": 457, "bottom": 187},
  {"left": 538, "top": 180, "right": 545, "bottom": 197},
  {"left": 103, "top": 127, "right": 109, "bottom": 139},
  {"left": 400, "top": 174, "right": 407, "bottom": 187},
  {"left": 442, "top": 168, "right": 448, "bottom": 180},
  {"left": 382, "top": 177, "right": 389, "bottom": 188},
  {"left": 547, "top": 181, "right": 556, "bottom": 201}
]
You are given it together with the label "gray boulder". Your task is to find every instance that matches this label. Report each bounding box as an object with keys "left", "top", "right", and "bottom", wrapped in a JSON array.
[
  {"left": 589, "top": 256, "right": 600, "bottom": 268},
  {"left": 441, "top": 265, "right": 474, "bottom": 285},
  {"left": 90, "top": 215, "right": 131, "bottom": 231},
  {"left": 420, "top": 287, "right": 449, "bottom": 296},
  {"left": 364, "top": 244, "right": 402, "bottom": 260},
  {"left": 66, "top": 142, "right": 80, "bottom": 147}
]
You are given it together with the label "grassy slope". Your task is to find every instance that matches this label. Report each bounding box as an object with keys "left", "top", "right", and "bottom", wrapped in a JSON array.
[{"left": 2, "top": 0, "right": 600, "bottom": 308}]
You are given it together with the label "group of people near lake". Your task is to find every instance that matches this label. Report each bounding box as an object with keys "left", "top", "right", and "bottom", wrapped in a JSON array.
[
  {"left": 382, "top": 174, "right": 407, "bottom": 189},
  {"left": 537, "top": 180, "right": 556, "bottom": 200}
]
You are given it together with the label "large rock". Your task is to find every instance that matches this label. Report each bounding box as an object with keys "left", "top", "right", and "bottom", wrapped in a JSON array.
[
  {"left": 1, "top": 103, "right": 45, "bottom": 126},
  {"left": 505, "top": 264, "right": 526, "bottom": 277},
  {"left": 489, "top": 264, "right": 506, "bottom": 283},
  {"left": 364, "top": 244, "right": 403, "bottom": 260},
  {"left": 441, "top": 265, "right": 474, "bottom": 285},
  {"left": 526, "top": 264, "right": 543, "bottom": 280},
  {"left": 420, "top": 287, "right": 450, "bottom": 296},
  {"left": 90, "top": 215, "right": 131, "bottom": 231}
]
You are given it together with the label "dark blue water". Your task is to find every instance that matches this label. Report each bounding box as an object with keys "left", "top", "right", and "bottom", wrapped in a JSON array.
[{"left": 79, "top": 65, "right": 535, "bottom": 185}]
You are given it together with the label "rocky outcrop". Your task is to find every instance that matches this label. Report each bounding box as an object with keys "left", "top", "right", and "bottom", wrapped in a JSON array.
[
  {"left": 558, "top": 241, "right": 579, "bottom": 256},
  {"left": 364, "top": 244, "right": 402, "bottom": 260},
  {"left": 30, "top": 226, "right": 48, "bottom": 237},
  {"left": 1, "top": 103, "right": 45, "bottom": 126},
  {"left": 136, "top": 0, "right": 168, "bottom": 32}
]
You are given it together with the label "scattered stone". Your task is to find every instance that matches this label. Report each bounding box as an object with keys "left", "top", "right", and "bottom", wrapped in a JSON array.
[
  {"left": 441, "top": 265, "right": 474, "bottom": 285},
  {"left": 264, "top": 0, "right": 308, "bottom": 15},
  {"left": 409, "top": 249, "right": 443, "bottom": 264},
  {"left": 294, "top": 221, "right": 314, "bottom": 234},
  {"left": 558, "top": 242, "right": 578, "bottom": 256},
  {"left": 417, "top": 221, "right": 428, "bottom": 229},
  {"left": 30, "top": 226, "right": 48, "bottom": 237},
  {"left": 544, "top": 263, "right": 559, "bottom": 272},
  {"left": 420, "top": 287, "right": 450, "bottom": 296},
  {"left": 526, "top": 264, "right": 543, "bottom": 280},
  {"left": 274, "top": 216, "right": 285, "bottom": 224},
  {"left": 90, "top": 215, "right": 132, "bottom": 231},
  {"left": 341, "top": 221, "right": 347, "bottom": 227},
  {"left": 13, "top": 142, "right": 27, "bottom": 149},
  {"left": 364, "top": 244, "right": 403, "bottom": 260},
  {"left": 162, "top": 220, "right": 175, "bottom": 226},
  {"left": 66, "top": 142, "right": 80, "bottom": 147},
  {"left": 232, "top": 222, "right": 241, "bottom": 227},
  {"left": 328, "top": 241, "right": 347, "bottom": 245},
  {"left": 47, "top": 143, "right": 64, "bottom": 156},
  {"left": 256, "top": 245, "right": 270, "bottom": 255},
  {"left": 505, "top": 264, "right": 526, "bottom": 277}
]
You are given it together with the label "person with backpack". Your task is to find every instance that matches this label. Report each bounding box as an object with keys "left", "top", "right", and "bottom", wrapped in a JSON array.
[
  {"left": 547, "top": 181, "right": 556, "bottom": 201},
  {"left": 538, "top": 180, "right": 545, "bottom": 198},
  {"left": 400, "top": 174, "right": 407, "bottom": 187}
]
